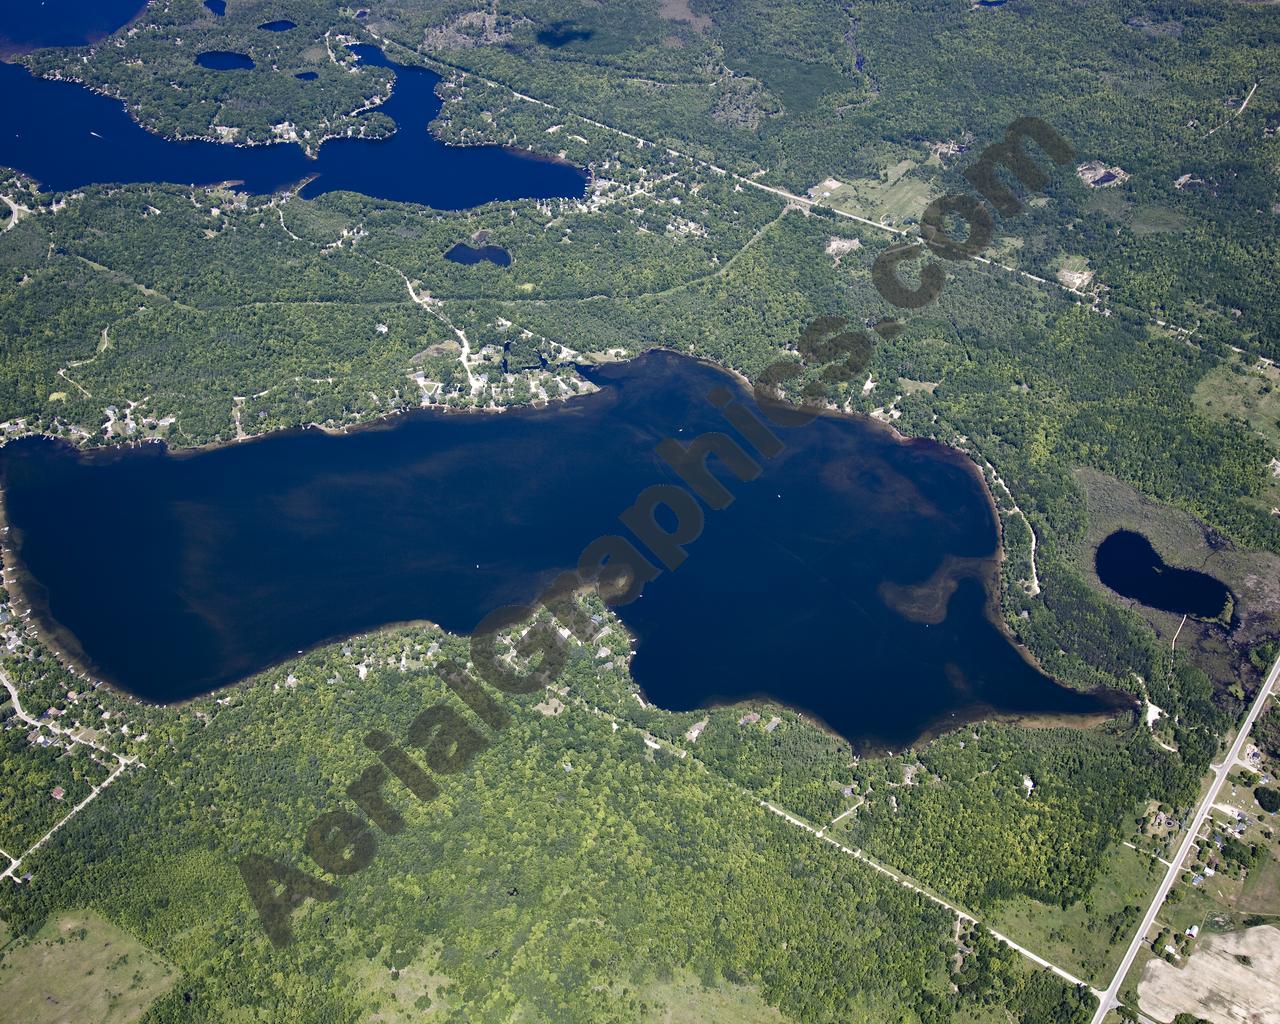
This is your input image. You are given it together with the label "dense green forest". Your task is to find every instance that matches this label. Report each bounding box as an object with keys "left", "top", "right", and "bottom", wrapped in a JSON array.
[
  {"left": 21, "top": 0, "right": 1279, "bottom": 356},
  {"left": 0, "top": 621, "right": 1095, "bottom": 1024},
  {"left": 842, "top": 724, "right": 1190, "bottom": 911}
]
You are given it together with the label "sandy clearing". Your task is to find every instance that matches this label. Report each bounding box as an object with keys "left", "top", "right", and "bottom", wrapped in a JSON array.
[{"left": 1138, "top": 925, "right": 1280, "bottom": 1024}]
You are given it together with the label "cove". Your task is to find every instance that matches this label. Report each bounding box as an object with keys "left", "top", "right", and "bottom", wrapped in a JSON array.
[
  {"left": 0, "top": 353, "right": 1124, "bottom": 752},
  {"left": 0, "top": 45, "right": 587, "bottom": 208},
  {"left": 0, "top": 0, "right": 147, "bottom": 53},
  {"left": 1095, "top": 530, "right": 1234, "bottom": 623}
]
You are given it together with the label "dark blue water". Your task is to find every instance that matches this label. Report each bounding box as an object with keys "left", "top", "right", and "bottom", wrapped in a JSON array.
[
  {"left": 446, "top": 243, "right": 512, "bottom": 267},
  {"left": 295, "top": 71, "right": 318, "bottom": 81},
  {"left": 259, "top": 20, "right": 297, "bottom": 32},
  {"left": 0, "top": 0, "right": 146, "bottom": 52},
  {"left": 0, "top": 46, "right": 587, "bottom": 208},
  {"left": 205, "top": 0, "right": 225, "bottom": 14},
  {"left": 1095, "top": 530, "right": 1233, "bottom": 622},
  {"left": 196, "top": 50, "right": 255, "bottom": 71},
  {"left": 0, "top": 354, "right": 1124, "bottom": 750}
]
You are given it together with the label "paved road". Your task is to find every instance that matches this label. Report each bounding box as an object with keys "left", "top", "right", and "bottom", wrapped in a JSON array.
[{"left": 1090, "top": 648, "right": 1280, "bottom": 1024}]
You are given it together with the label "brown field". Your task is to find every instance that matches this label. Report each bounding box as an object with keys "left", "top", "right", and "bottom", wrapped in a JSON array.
[{"left": 1137, "top": 924, "right": 1280, "bottom": 1024}]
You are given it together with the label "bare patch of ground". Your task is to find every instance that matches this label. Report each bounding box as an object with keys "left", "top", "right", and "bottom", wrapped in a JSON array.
[
  {"left": 658, "top": 0, "right": 712, "bottom": 33},
  {"left": 1057, "top": 267, "right": 1094, "bottom": 291},
  {"left": 422, "top": 10, "right": 526, "bottom": 50},
  {"left": 1077, "top": 161, "right": 1130, "bottom": 188},
  {"left": 824, "top": 235, "right": 861, "bottom": 264},
  {"left": 1056, "top": 255, "right": 1094, "bottom": 292},
  {"left": 533, "top": 696, "right": 565, "bottom": 716},
  {"left": 1138, "top": 924, "right": 1280, "bottom": 1024}
]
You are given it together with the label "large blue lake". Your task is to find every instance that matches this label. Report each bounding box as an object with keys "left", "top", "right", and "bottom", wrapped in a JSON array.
[
  {"left": 0, "top": 45, "right": 587, "bottom": 207},
  {"left": 0, "top": 0, "right": 146, "bottom": 52},
  {"left": 0, "top": 354, "right": 1126, "bottom": 752}
]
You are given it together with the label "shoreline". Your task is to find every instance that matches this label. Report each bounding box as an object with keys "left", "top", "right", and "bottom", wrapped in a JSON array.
[
  {"left": 2, "top": 33, "right": 588, "bottom": 179},
  {"left": 0, "top": 346, "right": 1137, "bottom": 746},
  {"left": 0, "top": 0, "right": 153, "bottom": 60}
]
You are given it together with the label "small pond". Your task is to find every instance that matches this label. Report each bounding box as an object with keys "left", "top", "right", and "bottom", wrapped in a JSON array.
[
  {"left": 445, "top": 242, "right": 512, "bottom": 267},
  {"left": 196, "top": 50, "right": 255, "bottom": 71},
  {"left": 1095, "top": 530, "right": 1234, "bottom": 623}
]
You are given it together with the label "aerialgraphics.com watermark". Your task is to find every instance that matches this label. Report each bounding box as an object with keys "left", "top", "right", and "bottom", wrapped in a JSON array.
[{"left": 240, "top": 116, "right": 1074, "bottom": 948}]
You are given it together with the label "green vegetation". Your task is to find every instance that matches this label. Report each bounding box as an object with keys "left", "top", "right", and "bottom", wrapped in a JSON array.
[
  {"left": 0, "top": 716, "right": 111, "bottom": 853},
  {"left": 986, "top": 844, "right": 1162, "bottom": 987},
  {"left": 811, "top": 158, "right": 937, "bottom": 228},
  {"left": 2, "top": 0, "right": 1280, "bottom": 1019},
  {"left": 1238, "top": 847, "right": 1280, "bottom": 918},
  {"left": 0, "top": 619, "right": 1093, "bottom": 1024},
  {"left": 11, "top": 0, "right": 1277, "bottom": 358},
  {"left": 840, "top": 725, "right": 1188, "bottom": 913},
  {"left": 635, "top": 971, "right": 787, "bottom": 1023},
  {"left": 0, "top": 909, "right": 177, "bottom": 1024}
]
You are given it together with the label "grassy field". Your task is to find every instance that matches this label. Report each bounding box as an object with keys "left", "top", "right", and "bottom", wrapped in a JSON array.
[
  {"left": 1239, "top": 847, "right": 1280, "bottom": 917},
  {"left": 345, "top": 943, "right": 455, "bottom": 1023},
  {"left": 1193, "top": 354, "right": 1280, "bottom": 515},
  {"left": 638, "top": 971, "right": 790, "bottom": 1023},
  {"left": 987, "top": 842, "right": 1164, "bottom": 987},
  {"left": 0, "top": 909, "right": 176, "bottom": 1024},
  {"left": 812, "top": 159, "right": 937, "bottom": 227},
  {"left": 731, "top": 53, "right": 852, "bottom": 113},
  {"left": 1081, "top": 191, "right": 1188, "bottom": 236},
  {"left": 1130, "top": 204, "right": 1190, "bottom": 236},
  {"left": 1072, "top": 465, "right": 1280, "bottom": 697},
  {"left": 1119, "top": 943, "right": 1154, "bottom": 1010},
  {"left": 1194, "top": 355, "right": 1280, "bottom": 452},
  {"left": 1154, "top": 875, "right": 1230, "bottom": 935}
]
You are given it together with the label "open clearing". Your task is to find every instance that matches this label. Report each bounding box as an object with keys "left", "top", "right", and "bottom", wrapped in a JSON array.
[
  {"left": 346, "top": 945, "right": 455, "bottom": 1022},
  {"left": 1193, "top": 355, "right": 1280, "bottom": 513},
  {"left": 1137, "top": 924, "right": 1280, "bottom": 1024},
  {"left": 987, "top": 842, "right": 1162, "bottom": 986},
  {"left": 1194, "top": 355, "right": 1280, "bottom": 451},
  {"left": 1239, "top": 846, "right": 1280, "bottom": 917},
  {"left": 810, "top": 159, "right": 936, "bottom": 227},
  {"left": 0, "top": 909, "right": 176, "bottom": 1024},
  {"left": 639, "top": 972, "right": 789, "bottom": 1023}
]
